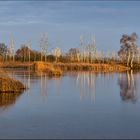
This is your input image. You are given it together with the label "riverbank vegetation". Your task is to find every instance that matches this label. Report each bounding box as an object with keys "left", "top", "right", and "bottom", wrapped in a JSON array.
[
  {"left": 0, "top": 32, "right": 140, "bottom": 74},
  {"left": 0, "top": 70, "right": 25, "bottom": 93},
  {"left": 0, "top": 32, "right": 139, "bottom": 92}
]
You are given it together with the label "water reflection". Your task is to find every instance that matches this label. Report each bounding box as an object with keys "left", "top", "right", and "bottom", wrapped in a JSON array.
[
  {"left": 6, "top": 70, "right": 55, "bottom": 101},
  {"left": 14, "top": 70, "right": 97, "bottom": 103},
  {"left": 76, "top": 72, "right": 97, "bottom": 103},
  {"left": 0, "top": 92, "right": 23, "bottom": 111},
  {"left": 2, "top": 69, "right": 138, "bottom": 104},
  {"left": 118, "top": 70, "right": 137, "bottom": 102}
]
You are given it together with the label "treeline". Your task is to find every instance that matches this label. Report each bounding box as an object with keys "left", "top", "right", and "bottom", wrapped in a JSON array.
[
  {"left": 0, "top": 36, "right": 118, "bottom": 63},
  {"left": 0, "top": 32, "right": 140, "bottom": 68},
  {"left": 0, "top": 40, "right": 119, "bottom": 64}
]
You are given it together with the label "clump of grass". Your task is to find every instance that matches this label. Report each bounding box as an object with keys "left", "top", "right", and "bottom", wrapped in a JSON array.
[
  {"left": 0, "top": 77, "right": 25, "bottom": 93},
  {"left": 34, "top": 61, "right": 62, "bottom": 77},
  {"left": 47, "top": 67, "right": 62, "bottom": 77}
]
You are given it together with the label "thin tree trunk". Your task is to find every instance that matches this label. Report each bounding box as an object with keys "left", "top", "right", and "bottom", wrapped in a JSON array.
[
  {"left": 130, "top": 53, "right": 134, "bottom": 68},
  {"left": 127, "top": 50, "right": 130, "bottom": 66}
]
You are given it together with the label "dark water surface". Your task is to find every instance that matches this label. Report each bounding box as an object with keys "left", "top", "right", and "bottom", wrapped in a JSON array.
[{"left": 0, "top": 69, "right": 140, "bottom": 139}]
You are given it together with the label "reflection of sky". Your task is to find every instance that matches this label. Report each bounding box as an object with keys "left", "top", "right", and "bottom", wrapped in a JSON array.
[{"left": 0, "top": 1, "right": 140, "bottom": 52}]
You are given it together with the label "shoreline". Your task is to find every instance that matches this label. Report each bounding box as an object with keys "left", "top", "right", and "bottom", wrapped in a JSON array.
[
  {"left": 0, "top": 70, "right": 26, "bottom": 93},
  {"left": 0, "top": 61, "right": 130, "bottom": 76},
  {"left": 0, "top": 61, "right": 133, "bottom": 93}
]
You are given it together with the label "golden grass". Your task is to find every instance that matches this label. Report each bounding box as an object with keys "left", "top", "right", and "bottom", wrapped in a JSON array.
[
  {"left": 0, "top": 76, "right": 25, "bottom": 93},
  {"left": 33, "top": 61, "right": 129, "bottom": 77},
  {"left": 0, "top": 61, "right": 33, "bottom": 69},
  {"left": 34, "top": 61, "right": 62, "bottom": 77},
  {"left": 0, "top": 61, "right": 130, "bottom": 77},
  {"left": 53, "top": 62, "right": 130, "bottom": 72}
]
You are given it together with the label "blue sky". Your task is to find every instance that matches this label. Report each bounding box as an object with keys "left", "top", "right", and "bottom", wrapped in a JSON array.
[{"left": 0, "top": 1, "right": 140, "bottom": 53}]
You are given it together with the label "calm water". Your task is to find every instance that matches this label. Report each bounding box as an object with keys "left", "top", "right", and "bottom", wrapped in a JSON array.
[{"left": 0, "top": 69, "right": 140, "bottom": 139}]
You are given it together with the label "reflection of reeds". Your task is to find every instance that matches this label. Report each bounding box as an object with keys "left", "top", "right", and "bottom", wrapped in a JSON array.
[
  {"left": 27, "top": 67, "right": 31, "bottom": 95},
  {"left": 44, "top": 73, "right": 47, "bottom": 97},
  {"left": 40, "top": 72, "right": 42, "bottom": 96},
  {"left": 40, "top": 72, "right": 48, "bottom": 102}
]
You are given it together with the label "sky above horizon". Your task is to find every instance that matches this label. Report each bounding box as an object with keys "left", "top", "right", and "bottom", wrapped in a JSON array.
[{"left": 0, "top": 1, "right": 140, "bottom": 53}]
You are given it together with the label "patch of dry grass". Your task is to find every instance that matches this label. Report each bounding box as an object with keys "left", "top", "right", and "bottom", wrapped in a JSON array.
[
  {"left": 0, "top": 76, "right": 25, "bottom": 93},
  {"left": 34, "top": 61, "right": 62, "bottom": 77},
  {"left": 53, "top": 62, "right": 130, "bottom": 72}
]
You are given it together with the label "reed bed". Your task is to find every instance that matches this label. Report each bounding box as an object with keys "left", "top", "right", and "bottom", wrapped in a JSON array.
[
  {"left": 0, "top": 61, "right": 130, "bottom": 78},
  {"left": 34, "top": 61, "right": 62, "bottom": 77},
  {"left": 53, "top": 62, "right": 130, "bottom": 72},
  {"left": 33, "top": 62, "right": 129, "bottom": 77}
]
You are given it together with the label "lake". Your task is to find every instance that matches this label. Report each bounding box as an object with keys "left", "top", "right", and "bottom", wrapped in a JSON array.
[{"left": 0, "top": 69, "right": 140, "bottom": 139}]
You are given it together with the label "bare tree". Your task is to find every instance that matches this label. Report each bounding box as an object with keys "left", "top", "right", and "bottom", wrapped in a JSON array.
[
  {"left": 80, "top": 35, "right": 85, "bottom": 62},
  {"left": 26, "top": 40, "right": 32, "bottom": 62},
  {"left": 40, "top": 34, "right": 43, "bottom": 61},
  {"left": 80, "top": 35, "right": 96, "bottom": 63},
  {"left": 91, "top": 36, "right": 96, "bottom": 63},
  {"left": 43, "top": 33, "right": 49, "bottom": 62},
  {"left": 0, "top": 43, "right": 9, "bottom": 61},
  {"left": 9, "top": 34, "right": 15, "bottom": 62},
  {"left": 52, "top": 47, "right": 61, "bottom": 62},
  {"left": 40, "top": 33, "right": 49, "bottom": 62}
]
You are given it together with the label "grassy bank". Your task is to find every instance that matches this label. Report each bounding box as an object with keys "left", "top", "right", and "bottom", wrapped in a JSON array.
[
  {"left": 0, "top": 77, "right": 25, "bottom": 93},
  {"left": 0, "top": 70, "right": 26, "bottom": 93},
  {"left": 53, "top": 62, "right": 130, "bottom": 72},
  {"left": 34, "top": 62, "right": 62, "bottom": 77},
  {"left": 0, "top": 61, "right": 130, "bottom": 75},
  {"left": 0, "top": 61, "right": 34, "bottom": 69},
  {"left": 33, "top": 62, "right": 130, "bottom": 77}
]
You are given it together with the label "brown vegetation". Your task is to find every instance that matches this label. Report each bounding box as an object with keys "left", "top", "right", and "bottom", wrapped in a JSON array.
[
  {"left": 53, "top": 62, "right": 130, "bottom": 72},
  {"left": 0, "top": 61, "right": 34, "bottom": 69},
  {"left": 0, "top": 61, "right": 130, "bottom": 75},
  {"left": 34, "top": 62, "right": 62, "bottom": 77},
  {"left": 33, "top": 62, "right": 129, "bottom": 75},
  {"left": 0, "top": 92, "right": 22, "bottom": 109},
  {"left": 0, "top": 74, "right": 25, "bottom": 93}
]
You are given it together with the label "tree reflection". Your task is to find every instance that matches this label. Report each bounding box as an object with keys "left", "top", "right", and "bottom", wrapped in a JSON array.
[
  {"left": 76, "top": 72, "right": 97, "bottom": 103},
  {"left": 118, "top": 70, "right": 137, "bottom": 102}
]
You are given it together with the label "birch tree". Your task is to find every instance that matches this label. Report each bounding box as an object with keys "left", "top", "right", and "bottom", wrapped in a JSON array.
[
  {"left": 9, "top": 35, "right": 15, "bottom": 62},
  {"left": 80, "top": 35, "right": 85, "bottom": 62},
  {"left": 118, "top": 33, "right": 139, "bottom": 68}
]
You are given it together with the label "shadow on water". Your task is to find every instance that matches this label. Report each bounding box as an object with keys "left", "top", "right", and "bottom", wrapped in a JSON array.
[{"left": 118, "top": 70, "right": 137, "bottom": 103}]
